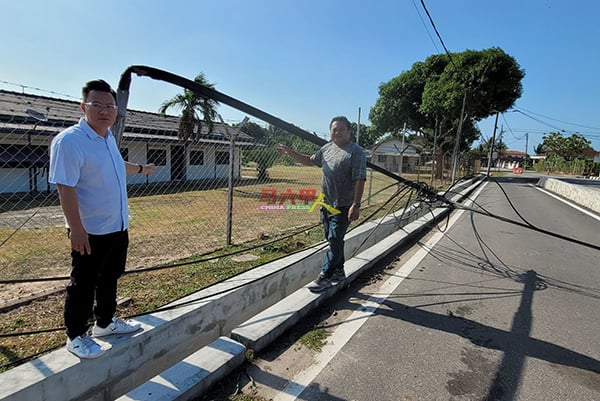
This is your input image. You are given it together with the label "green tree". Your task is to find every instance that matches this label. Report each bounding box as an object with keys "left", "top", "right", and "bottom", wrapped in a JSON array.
[
  {"left": 243, "top": 144, "right": 276, "bottom": 180},
  {"left": 351, "top": 122, "right": 381, "bottom": 148},
  {"left": 239, "top": 122, "right": 276, "bottom": 180},
  {"left": 370, "top": 47, "right": 524, "bottom": 155},
  {"left": 237, "top": 121, "right": 268, "bottom": 143},
  {"left": 534, "top": 143, "right": 545, "bottom": 155},
  {"left": 538, "top": 132, "right": 592, "bottom": 161},
  {"left": 159, "top": 73, "right": 219, "bottom": 142}
]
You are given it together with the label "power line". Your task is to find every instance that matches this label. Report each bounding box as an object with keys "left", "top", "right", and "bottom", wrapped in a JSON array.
[
  {"left": 411, "top": 0, "right": 441, "bottom": 53},
  {"left": 0, "top": 79, "right": 79, "bottom": 100},
  {"left": 419, "top": 0, "right": 453, "bottom": 60},
  {"left": 510, "top": 109, "right": 571, "bottom": 133},
  {"left": 513, "top": 106, "right": 600, "bottom": 131},
  {"left": 507, "top": 109, "right": 600, "bottom": 145},
  {"left": 501, "top": 113, "right": 522, "bottom": 140}
]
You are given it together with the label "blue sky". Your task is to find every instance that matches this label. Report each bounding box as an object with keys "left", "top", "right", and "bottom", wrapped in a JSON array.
[{"left": 2, "top": 0, "right": 599, "bottom": 151}]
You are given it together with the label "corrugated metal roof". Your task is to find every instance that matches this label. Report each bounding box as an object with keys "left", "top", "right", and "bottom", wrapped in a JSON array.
[{"left": 0, "top": 90, "right": 254, "bottom": 144}]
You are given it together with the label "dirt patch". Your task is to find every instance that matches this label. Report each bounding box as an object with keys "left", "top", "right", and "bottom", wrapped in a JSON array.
[{"left": 0, "top": 281, "right": 67, "bottom": 312}]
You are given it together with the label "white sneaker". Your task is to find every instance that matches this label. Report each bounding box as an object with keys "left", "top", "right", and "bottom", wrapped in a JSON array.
[
  {"left": 92, "top": 317, "right": 141, "bottom": 337},
  {"left": 67, "top": 333, "right": 105, "bottom": 359},
  {"left": 307, "top": 275, "right": 333, "bottom": 293}
]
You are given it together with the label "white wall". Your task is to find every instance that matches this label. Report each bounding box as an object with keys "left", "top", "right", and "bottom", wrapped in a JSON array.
[{"left": 0, "top": 168, "right": 30, "bottom": 192}]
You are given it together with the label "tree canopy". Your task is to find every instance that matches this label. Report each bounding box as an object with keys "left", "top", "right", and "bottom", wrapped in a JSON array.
[
  {"left": 159, "top": 73, "right": 219, "bottom": 142},
  {"left": 369, "top": 47, "right": 524, "bottom": 154},
  {"left": 537, "top": 132, "right": 592, "bottom": 160}
]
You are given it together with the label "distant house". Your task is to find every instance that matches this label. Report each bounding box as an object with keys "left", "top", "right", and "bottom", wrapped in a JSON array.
[
  {"left": 0, "top": 90, "right": 254, "bottom": 194},
  {"left": 368, "top": 138, "right": 423, "bottom": 174},
  {"left": 496, "top": 150, "right": 526, "bottom": 169}
]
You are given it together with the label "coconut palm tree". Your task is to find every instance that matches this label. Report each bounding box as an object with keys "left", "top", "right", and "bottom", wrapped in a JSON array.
[{"left": 159, "top": 73, "right": 219, "bottom": 142}]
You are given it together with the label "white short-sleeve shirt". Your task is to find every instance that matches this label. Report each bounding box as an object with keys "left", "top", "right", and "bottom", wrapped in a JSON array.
[{"left": 49, "top": 119, "right": 128, "bottom": 234}]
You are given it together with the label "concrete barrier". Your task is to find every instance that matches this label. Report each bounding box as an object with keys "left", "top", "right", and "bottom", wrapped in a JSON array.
[
  {"left": 0, "top": 176, "right": 483, "bottom": 401},
  {"left": 537, "top": 177, "right": 600, "bottom": 213}
]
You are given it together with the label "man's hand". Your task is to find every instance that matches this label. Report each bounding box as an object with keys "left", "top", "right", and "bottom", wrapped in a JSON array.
[
  {"left": 141, "top": 163, "right": 156, "bottom": 175},
  {"left": 349, "top": 204, "right": 360, "bottom": 222},
  {"left": 69, "top": 227, "right": 91, "bottom": 255}
]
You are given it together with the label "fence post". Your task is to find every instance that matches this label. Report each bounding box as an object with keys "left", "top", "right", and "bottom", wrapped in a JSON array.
[{"left": 221, "top": 116, "right": 249, "bottom": 245}]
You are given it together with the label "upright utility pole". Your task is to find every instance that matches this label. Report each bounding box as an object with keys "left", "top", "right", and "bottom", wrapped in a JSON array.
[
  {"left": 486, "top": 111, "right": 500, "bottom": 176},
  {"left": 399, "top": 122, "right": 406, "bottom": 175},
  {"left": 524, "top": 132, "right": 529, "bottom": 168},
  {"left": 357, "top": 107, "right": 361, "bottom": 146}
]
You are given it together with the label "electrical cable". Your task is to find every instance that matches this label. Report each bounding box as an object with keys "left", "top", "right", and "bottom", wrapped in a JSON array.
[
  {"left": 418, "top": 0, "right": 454, "bottom": 63},
  {"left": 411, "top": 0, "right": 441, "bottom": 53},
  {"left": 0, "top": 220, "right": 322, "bottom": 284},
  {"left": 0, "top": 183, "right": 416, "bottom": 345},
  {"left": 511, "top": 109, "right": 568, "bottom": 133},
  {"left": 448, "top": 176, "right": 600, "bottom": 251},
  {"left": 0, "top": 209, "right": 40, "bottom": 249},
  {"left": 512, "top": 106, "right": 600, "bottom": 131},
  {"left": 3, "top": 175, "right": 598, "bottom": 372},
  {"left": 0, "top": 181, "right": 412, "bottom": 284}
]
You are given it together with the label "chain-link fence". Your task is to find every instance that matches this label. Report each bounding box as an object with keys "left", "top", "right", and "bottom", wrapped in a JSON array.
[
  {"left": 0, "top": 86, "right": 414, "bottom": 288},
  {"left": 0, "top": 70, "right": 483, "bottom": 374}
]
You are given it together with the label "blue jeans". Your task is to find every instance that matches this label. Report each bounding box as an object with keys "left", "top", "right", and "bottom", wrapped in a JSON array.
[{"left": 321, "top": 206, "right": 350, "bottom": 278}]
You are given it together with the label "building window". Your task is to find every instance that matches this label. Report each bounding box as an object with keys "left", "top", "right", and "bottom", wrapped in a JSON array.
[
  {"left": 190, "top": 150, "right": 204, "bottom": 166},
  {"left": 148, "top": 148, "right": 167, "bottom": 166},
  {"left": 379, "top": 155, "right": 387, "bottom": 164},
  {"left": 120, "top": 147, "right": 129, "bottom": 162},
  {"left": 216, "top": 151, "right": 229, "bottom": 165},
  {"left": 0, "top": 144, "right": 48, "bottom": 168}
]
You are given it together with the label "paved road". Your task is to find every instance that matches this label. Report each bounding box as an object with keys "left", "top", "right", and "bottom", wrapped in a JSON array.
[{"left": 235, "top": 176, "right": 600, "bottom": 401}]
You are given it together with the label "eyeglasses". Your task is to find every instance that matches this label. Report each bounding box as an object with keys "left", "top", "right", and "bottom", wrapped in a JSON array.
[{"left": 84, "top": 102, "right": 118, "bottom": 111}]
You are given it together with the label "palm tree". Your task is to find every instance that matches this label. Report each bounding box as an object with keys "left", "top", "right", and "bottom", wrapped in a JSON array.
[{"left": 159, "top": 73, "right": 219, "bottom": 142}]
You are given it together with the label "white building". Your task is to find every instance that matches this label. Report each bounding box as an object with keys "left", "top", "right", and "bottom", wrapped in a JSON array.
[
  {"left": 368, "top": 138, "right": 423, "bottom": 174},
  {"left": 0, "top": 90, "right": 254, "bottom": 194}
]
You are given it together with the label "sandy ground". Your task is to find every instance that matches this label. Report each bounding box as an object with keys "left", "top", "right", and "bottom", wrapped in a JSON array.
[{"left": 0, "top": 281, "right": 67, "bottom": 311}]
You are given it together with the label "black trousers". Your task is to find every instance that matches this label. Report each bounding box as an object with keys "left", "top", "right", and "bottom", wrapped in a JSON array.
[{"left": 64, "top": 230, "right": 129, "bottom": 339}]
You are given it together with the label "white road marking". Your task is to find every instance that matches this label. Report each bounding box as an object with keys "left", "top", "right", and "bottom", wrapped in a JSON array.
[
  {"left": 273, "top": 184, "right": 487, "bottom": 401},
  {"left": 532, "top": 184, "right": 600, "bottom": 221}
]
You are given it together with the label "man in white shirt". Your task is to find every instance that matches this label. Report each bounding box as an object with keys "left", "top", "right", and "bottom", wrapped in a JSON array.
[{"left": 49, "top": 79, "right": 154, "bottom": 358}]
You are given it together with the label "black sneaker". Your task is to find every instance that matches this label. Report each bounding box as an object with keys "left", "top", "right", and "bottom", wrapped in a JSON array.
[
  {"left": 307, "top": 276, "right": 332, "bottom": 293},
  {"left": 330, "top": 269, "right": 346, "bottom": 285}
]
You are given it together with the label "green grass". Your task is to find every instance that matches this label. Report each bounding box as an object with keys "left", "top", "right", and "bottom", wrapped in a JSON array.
[{"left": 297, "top": 326, "right": 330, "bottom": 352}]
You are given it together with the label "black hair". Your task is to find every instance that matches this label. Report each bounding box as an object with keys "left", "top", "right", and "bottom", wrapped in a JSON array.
[
  {"left": 329, "top": 116, "right": 352, "bottom": 130},
  {"left": 82, "top": 79, "right": 117, "bottom": 102}
]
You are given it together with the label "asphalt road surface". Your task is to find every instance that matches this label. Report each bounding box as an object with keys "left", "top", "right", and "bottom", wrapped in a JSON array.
[{"left": 233, "top": 176, "right": 600, "bottom": 401}]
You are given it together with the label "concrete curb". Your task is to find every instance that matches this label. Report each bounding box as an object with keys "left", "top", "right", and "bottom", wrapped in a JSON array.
[
  {"left": 0, "top": 176, "right": 483, "bottom": 401},
  {"left": 118, "top": 207, "right": 452, "bottom": 401},
  {"left": 118, "top": 337, "right": 246, "bottom": 401},
  {"left": 116, "top": 179, "right": 485, "bottom": 401},
  {"left": 230, "top": 207, "right": 449, "bottom": 353},
  {"left": 536, "top": 177, "right": 600, "bottom": 214}
]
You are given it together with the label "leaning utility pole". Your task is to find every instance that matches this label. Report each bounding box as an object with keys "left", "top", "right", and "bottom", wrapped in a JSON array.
[
  {"left": 430, "top": 118, "right": 438, "bottom": 186},
  {"left": 451, "top": 92, "right": 467, "bottom": 183},
  {"left": 486, "top": 111, "right": 500, "bottom": 176}
]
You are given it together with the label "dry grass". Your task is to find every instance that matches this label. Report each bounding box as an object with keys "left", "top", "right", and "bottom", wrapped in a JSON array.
[{"left": 0, "top": 164, "right": 446, "bottom": 371}]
